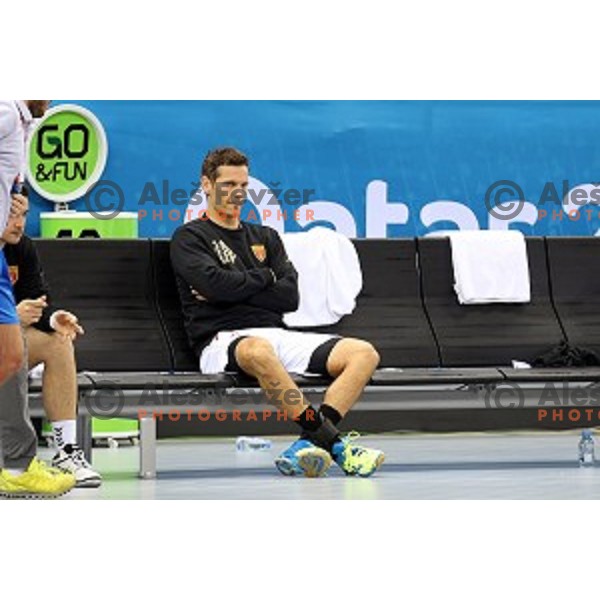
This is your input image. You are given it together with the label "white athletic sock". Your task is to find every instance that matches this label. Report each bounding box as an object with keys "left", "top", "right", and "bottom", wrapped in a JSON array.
[{"left": 52, "top": 420, "right": 77, "bottom": 450}]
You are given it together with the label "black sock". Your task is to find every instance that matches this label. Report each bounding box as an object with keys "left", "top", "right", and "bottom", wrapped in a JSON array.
[
  {"left": 319, "top": 404, "right": 342, "bottom": 426},
  {"left": 295, "top": 405, "right": 324, "bottom": 433}
]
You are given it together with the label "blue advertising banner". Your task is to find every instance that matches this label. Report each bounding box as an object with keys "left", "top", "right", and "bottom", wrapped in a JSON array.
[{"left": 26, "top": 100, "right": 600, "bottom": 238}]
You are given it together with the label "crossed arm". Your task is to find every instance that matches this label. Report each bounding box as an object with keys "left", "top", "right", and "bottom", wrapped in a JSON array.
[{"left": 171, "top": 227, "right": 299, "bottom": 313}]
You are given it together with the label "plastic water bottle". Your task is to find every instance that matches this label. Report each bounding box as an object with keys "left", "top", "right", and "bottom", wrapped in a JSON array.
[
  {"left": 578, "top": 430, "right": 595, "bottom": 467},
  {"left": 235, "top": 436, "right": 272, "bottom": 452}
]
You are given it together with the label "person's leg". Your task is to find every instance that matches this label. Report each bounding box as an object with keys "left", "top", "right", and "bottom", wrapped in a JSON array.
[
  {"left": 234, "top": 337, "right": 312, "bottom": 420},
  {"left": 26, "top": 327, "right": 77, "bottom": 436},
  {"left": 321, "top": 338, "right": 380, "bottom": 421},
  {"left": 233, "top": 335, "right": 337, "bottom": 477},
  {"left": 26, "top": 327, "right": 101, "bottom": 487},
  {"left": 0, "top": 254, "right": 23, "bottom": 385},
  {"left": 0, "top": 341, "right": 76, "bottom": 498},
  {"left": 0, "top": 343, "right": 37, "bottom": 471},
  {"left": 207, "top": 329, "right": 384, "bottom": 477},
  {"left": 316, "top": 338, "right": 384, "bottom": 476},
  {"left": 274, "top": 333, "right": 383, "bottom": 477},
  {"left": 0, "top": 324, "right": 23, "bottom": 386},
  {"left": 261, "top": 331, "right": 380, "bottom": 429}
]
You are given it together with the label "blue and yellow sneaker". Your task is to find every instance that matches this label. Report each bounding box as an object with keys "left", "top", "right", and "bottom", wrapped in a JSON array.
[
  {"left": 0, "top": 458, "right": 76, "bottom": 499},
  {"left": 331, "top": 432, "right": 385, "bottom": 477},
  {"left": 275, "top": 438, "right": 333, "bottom": 477}
]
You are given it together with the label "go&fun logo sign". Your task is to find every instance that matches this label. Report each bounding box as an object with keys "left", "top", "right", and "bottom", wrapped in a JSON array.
[{"left": 26, "top": 104, "right": 108, "bottom": 203}]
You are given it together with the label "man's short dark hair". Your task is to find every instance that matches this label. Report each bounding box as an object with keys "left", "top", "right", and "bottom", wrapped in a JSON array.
[{"left": 201, "top": 147, "right": 249, "bottom": 182}]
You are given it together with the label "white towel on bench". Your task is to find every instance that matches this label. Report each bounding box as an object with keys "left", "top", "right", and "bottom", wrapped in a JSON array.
[
  {"left": 444, "top": 230, "right": 531, "bottom": 304},
  {"left": 282, "top": 227, "right": 362, "bottom": 326}
]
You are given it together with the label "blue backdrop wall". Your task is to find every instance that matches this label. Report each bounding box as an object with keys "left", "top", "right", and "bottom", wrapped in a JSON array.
[{"left": 26, "top": 100, "right": 600, "bottom": 238}]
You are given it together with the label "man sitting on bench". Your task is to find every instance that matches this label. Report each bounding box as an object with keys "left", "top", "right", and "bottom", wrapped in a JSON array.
[
  {"left": 171, "top": 147, "right": 384, "bottom": 477},
  {"left": 1, "top": 189, "right": 102, "bottom": 487}
]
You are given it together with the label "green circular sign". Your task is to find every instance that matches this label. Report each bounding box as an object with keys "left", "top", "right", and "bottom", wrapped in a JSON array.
[{"left": 26, "top": 104, "right": 108, "bottom": 203}]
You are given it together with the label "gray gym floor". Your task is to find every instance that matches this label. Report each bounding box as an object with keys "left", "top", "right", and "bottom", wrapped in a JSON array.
[{"left": 40, "top": 431, "right": 600, "bottom": 500}]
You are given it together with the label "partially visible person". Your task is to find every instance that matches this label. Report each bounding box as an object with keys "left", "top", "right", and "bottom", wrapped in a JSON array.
[
  {"left": 1, "top": 189, "right": 101, "bottom": 488},
  {"left": 0, "top": 100, "right": 33, "bottom": 384},
  {"left": 0, "top": 100, "right": 74, "bottom": 498}
]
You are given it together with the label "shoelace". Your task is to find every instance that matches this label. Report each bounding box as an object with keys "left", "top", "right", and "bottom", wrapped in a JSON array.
[
  {"left": 67, "top": 447, "right": 91, "bottom": 468},
  {"left": 343, "top": 431, "right": 361, "bottom": 444},
  {"left": 341, "top": 431, "right": 367, "bottom": 457}
]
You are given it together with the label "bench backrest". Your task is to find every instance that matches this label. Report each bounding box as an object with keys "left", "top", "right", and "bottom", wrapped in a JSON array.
[
  {"left": 305, "top": 239, "right": 440, "bottom": 367},
  {"left": 153, "top": 239, "right": 199, "bottom": 371},
  {"left": 35, "top": 239, "right": 172, "bottom": 371},
  {"left": 33, "top": 236, "right": 586, "bottom": 371},
  {"left": 547, "top": 237, "right": 600, "bottom": 355},
  {"left": 418, "top": 237, "right": 565, "bottom": 366}
]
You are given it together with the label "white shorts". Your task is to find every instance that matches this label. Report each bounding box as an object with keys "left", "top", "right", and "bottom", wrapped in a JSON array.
[{"left": 199, "top": 327, "right": 340, "bottom": 375}]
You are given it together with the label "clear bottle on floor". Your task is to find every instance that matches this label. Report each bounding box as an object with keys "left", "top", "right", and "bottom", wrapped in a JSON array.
[
  {"left": 578, "top": 429, "right": 595, "bottom": 467},
  {"left": 235, "top": 436, "right": 272, "bottom": 452}
]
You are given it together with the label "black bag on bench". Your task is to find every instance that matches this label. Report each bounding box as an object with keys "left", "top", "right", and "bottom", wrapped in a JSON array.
[{"left": 532, "top": 340, "right": 600, "bottom": 368}]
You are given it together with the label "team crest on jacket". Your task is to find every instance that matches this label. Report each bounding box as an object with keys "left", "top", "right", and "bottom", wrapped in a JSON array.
[
  {"left": 8, "top": 266, "right": 18, "bottom": 285},
  {"left": 251, "top": 244, "right": 267, "bottom": 262}
]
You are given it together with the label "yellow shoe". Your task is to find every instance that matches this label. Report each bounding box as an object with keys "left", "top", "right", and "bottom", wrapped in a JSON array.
[
  {"left": 0, "top": 458, "right": 76, "bottom": 499},
  {"left": 331, "top": 432, "right": 385, "bottom": 477}
]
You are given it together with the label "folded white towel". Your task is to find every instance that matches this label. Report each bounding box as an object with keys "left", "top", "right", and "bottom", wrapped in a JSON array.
[
  {"left": 443, "top": 230, "right": 531, "bottom": 304},
  {"left": 282, "top": 227, "right": 362, "bottom": 326}
]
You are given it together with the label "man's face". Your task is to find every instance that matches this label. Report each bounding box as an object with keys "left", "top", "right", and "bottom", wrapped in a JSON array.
[
  {"left": 2, "top": 195, "right": 28, "bottom": 245},
  {"left": 202, "top": 165, "right": 249, "bottom": 218},
  {"left": 25, "top": 100, "right": 51, "bottom": 118}
]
